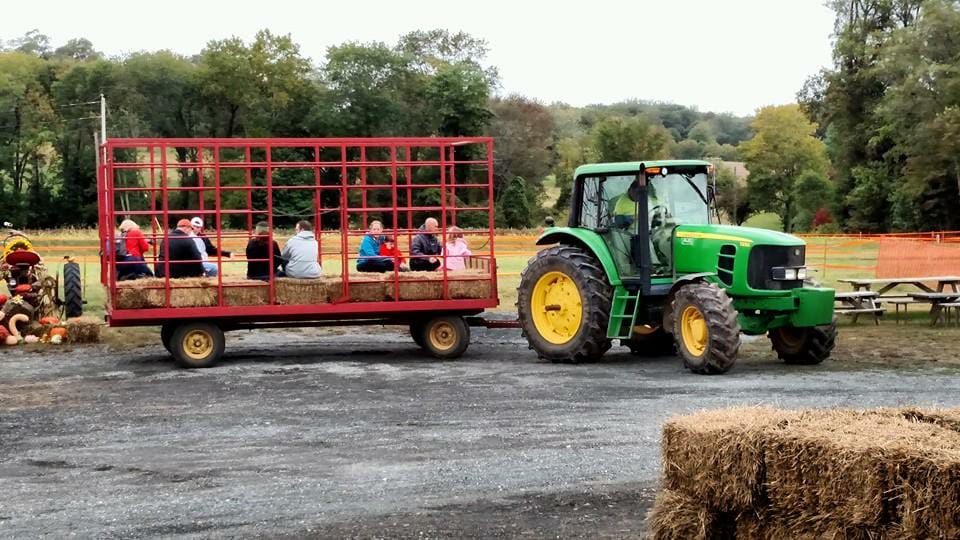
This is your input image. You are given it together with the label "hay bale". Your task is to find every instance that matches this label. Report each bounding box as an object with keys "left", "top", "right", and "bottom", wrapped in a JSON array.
[
  {"left": 661, "top": 406, "right": 793, "bottom": 512},
  {"left": 733, "top": 511, "right": 891, "bottom": 540},
  {"left": 66, "top": 316, "right": 101, "bottom": 343},
  {"left": 274, "top": 278, "right": 328, "bottom": 305},
  {"left": 381, "top": 270, "right": 492, "bottom": 301},
  {"left": 647, "top": 489, "right": 725, "bottom": 540},
  {"left": 324, "top": 275, "right": 386, "bottom": 303},
  {"left": 222, "top": 280, "right": 272, "bottom": 306},
  {"left": 764, "top": 409, "right": 960, "bottom": 532},
  {"left": 114, "top": 278, "right": 218, "bottom": 309},
  {"left": 896, "top": 407, "right": 960, "bottom": 432}
]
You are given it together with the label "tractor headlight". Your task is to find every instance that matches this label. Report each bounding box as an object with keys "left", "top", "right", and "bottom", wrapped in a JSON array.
[{"left": 772, "top": 266, "right": 806, "bottom": 281}]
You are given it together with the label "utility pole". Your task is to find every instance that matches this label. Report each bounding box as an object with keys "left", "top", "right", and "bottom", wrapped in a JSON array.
[{"left": 100, "top": 93, "right": 107, "bottom": 143}]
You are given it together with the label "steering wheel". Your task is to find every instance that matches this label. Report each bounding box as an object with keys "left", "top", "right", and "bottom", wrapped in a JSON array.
[{"left": 650, "top": 205, "right": 670, "bottom": 227}]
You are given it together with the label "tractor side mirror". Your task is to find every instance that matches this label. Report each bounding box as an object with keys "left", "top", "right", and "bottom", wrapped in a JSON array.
[{"left": 544, "top": 216, "right": 555, "bottom": 227}]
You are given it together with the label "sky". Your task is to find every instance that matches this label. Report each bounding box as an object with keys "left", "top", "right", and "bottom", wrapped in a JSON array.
[{"left": 3, "top": 0, "right": 836, "bottom": 116}]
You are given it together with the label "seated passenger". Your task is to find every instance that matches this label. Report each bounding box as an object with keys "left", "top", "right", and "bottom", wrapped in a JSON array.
[
  {"left": 280, "top": 220, "right": 321, "bottom": 279},
  {"left": 410, "top": 217, "right": 442, "bottom": 271},
  {"left": 190, "top": 217, "right": 231, "bottom": 277},
  {"left": 379, "top": 237, "right": 409, "bottom": 272},
  {"left": 245, "top": 221, "right": 284, "bottom": 281},
  {"left": 117, "top": 219, "right": 153, "bottom": 280},
  {"left": 443, "top": 226, "right": 472, "bottom": 271},
  {"left": 356, "top": 220, "right": 394, "bottom": 273},
  {"left": 155, "top": 219, "right": 205, "bottom": 278}
]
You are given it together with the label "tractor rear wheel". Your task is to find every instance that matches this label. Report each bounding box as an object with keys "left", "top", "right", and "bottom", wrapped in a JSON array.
[
  {"left": 517, "top": 245, "right": 612, "bottom": 363},
  {"left": 622, "top": 326, "right": 676, "bottom": 357},
  {"left": 769, "top": 319, "right": 837, "bottom": 365},
  {"left": 671, "top": 282, "right": 740, "bottom": 374},
  {"left": 62, "top": 262, "right": 83, "bottom": 319}
]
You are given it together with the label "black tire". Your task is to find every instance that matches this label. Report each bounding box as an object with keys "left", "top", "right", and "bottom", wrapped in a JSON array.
[
  {"left": 622, "top": 327, "right": 676, "bottom": 357},
  {"left": 160, "top": 323, "right": 177, "bottom": 354},
  {"left": 418, "top": 315, "right": 470, "bottom": 359},
  {"left": 410, "top": 320, "right": 426, "bottom": 349},
  {"left": 62, "top": 262, "right": 83, "bottom": 319},
  {"left": 170, "top": 322, "right": 225, "bottom": 368},
  {"left": 769, "top": 318, "right": 837, "bottom": 365},
  {"left": 672, "top": 282, "right": 740, "bottom": 374},
  {"left": 517, "top": 245, "right": 612, "bottom": 363}
]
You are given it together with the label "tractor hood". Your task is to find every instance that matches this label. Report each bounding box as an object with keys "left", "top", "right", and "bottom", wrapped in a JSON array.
[{"left": 673, "top": 224, "right": 804, "bottom": 249}]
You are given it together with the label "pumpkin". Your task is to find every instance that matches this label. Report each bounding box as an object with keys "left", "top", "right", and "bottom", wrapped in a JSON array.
[
  {"left": 49, "top": 327, "right": 67, "bottom": 340},
  {"left": 40, "top": 316, "right": 60, "bottom": 326},
  {"left": 0, "top": 325, "right": 8, "bottom": 340},
  {"left": 5, "top": 335, "right": 18, "bottom": 346},
  {"left": 0, "top": 294, "right": 7, "bottom": 305}
]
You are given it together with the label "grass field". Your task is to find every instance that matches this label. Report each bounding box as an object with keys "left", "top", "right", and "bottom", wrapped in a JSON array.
[{"left": 21, "top": 229, "right": 885, "bottom": 319}]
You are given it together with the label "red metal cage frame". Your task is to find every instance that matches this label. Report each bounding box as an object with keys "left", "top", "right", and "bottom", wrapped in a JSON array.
[{"left": 98, "top": 137, "right": 499, "bottom": 326}]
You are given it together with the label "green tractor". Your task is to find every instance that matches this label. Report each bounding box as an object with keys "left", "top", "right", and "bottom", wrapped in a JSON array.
[{"left": 518, "top": 160, "right": 837, "bottom": 374}]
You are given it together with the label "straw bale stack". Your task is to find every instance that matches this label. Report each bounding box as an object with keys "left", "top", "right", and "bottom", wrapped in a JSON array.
[
  {"left": 274, "top": 277, "right": 328, "bottom": 305},
  {"left": 649, "top": 406, "right": 960, "bottom": 539},
  {"left": 661, "top": 406, "right": 793, "bottom": 512}
]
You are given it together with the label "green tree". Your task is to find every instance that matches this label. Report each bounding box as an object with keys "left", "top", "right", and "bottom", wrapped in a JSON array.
[
  {"left": 497, "top": 176, "right": 533, "bottom": 228},
  {"left": 739, "top": 105, "right": 830, "bottom": 232},
  {"left": 673, "top": 139, "right": 704, "bottom": 159},
  {"left": 590, "top": 116, "right": 671, "bottom": 163},
  {"left": 488, "top": 95, "right": 554, "bottom": 197},
  {"left": 714, "top": 165, "right": 752, "bottom": 225}
]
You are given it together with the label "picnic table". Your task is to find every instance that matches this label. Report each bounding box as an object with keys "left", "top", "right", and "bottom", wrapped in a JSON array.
[
  {"left": 838, "top": 276, "right": 960, "bottom": 296},
  {"left": 909, "top": 292, "right": 960, "bottom": 326},
  {"left": 834, "top": 290, "right": 883, "bottom": 324},
  {"left": 838, "top": 276, "right": 960, "bottom": 324}
]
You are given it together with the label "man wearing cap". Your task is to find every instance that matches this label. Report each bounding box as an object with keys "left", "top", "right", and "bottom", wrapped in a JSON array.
[
  {"left": 190, "top": 217, "right": 231, "bottom": 277},
  {"left": 155, "top": 219, "right": 205, "bottom": 278}
]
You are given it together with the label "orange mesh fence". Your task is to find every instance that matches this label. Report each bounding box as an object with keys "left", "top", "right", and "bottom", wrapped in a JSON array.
[{"left": 876, "top": 238, "right": 960, "bottom": 278}]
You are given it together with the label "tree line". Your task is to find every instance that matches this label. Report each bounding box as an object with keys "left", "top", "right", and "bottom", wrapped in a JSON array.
[{"left": 0, "top": 29, "right": 752, "bottom": 230}]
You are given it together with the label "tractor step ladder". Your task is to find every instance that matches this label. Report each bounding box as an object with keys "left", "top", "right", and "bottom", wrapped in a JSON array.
[{"left": 607, "top": 288, "right": 641, "bottom": 339}]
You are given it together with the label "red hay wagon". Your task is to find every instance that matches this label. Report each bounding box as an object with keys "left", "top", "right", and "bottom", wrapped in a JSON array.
[{"left": 98, "top": 137, "right": 501, "bottom": 367}]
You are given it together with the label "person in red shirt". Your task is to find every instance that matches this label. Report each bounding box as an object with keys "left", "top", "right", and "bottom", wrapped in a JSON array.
[
  {"left": 118, "top": 219, "right": 154, "bottom": 279},
  {"left": 379, "top": 236, "right": 409, "bottom": 272}
]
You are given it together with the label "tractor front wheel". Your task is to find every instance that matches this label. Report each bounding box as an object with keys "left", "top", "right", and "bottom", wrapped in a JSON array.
[
  {"left": 671, "top": 282, "right": 740, "bottom": 374},
  {"left": 769, "top": 319, "right": 837, "bottom": 365},
  {"left": 517, "top": 245, "right": 612, "bottom": 363}
]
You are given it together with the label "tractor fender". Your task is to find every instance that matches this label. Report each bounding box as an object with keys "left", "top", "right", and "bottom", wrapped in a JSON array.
[
  {"left": 536, "top": 228, "right": 621, "bottom": 286},
  {"left": 662, "top": 272, "right": 718, "bottom": 330}
]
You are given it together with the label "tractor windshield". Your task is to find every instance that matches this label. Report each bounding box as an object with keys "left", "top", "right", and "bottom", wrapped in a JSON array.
[{"left": 648, "top": 172, "right": 710, "bottom": 226}]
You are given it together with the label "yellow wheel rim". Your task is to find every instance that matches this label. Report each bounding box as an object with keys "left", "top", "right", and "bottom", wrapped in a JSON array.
[
  {"left": 530, "top": 271, "right": 583, "bottom": 345},
  {"left": 680, "top": 306, "right": 708, "bottom": 357},
  {"left": 428, "top": 321, "right": 457, "bottom": 351},
  {"left": 182, "top": 329, "right": 214, "bottom": 361}
]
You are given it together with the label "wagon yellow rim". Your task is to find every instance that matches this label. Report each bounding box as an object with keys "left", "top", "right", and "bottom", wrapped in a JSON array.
[
  {"left": 680, "top": 306, "right": 708, "bottom": 356},
  {"left": 428, "top": 321, "right": 457, "bottom": 351},
  {"left": 182, "top": 329, "right": 214, "bottom": 361},
  {"left": 531, "top": 271, "right": 582, "bottom": 345}
]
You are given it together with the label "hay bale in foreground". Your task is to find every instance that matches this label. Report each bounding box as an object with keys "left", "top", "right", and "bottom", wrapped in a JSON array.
[
  {"left": 647, "top": 489, "right": 725, "bottom": 540},
  {"left": 764, "top": 409, "right": 960, "bottom": 532},
  {"left": 114, "top": 278, "right": 219, "bottom": 309},
  {"left": 66, "top": 316, "right": 101, "bottom": 343},
  {"left": 661, "top": 406, "right": 793, "bottom": 512},
  {"left": 733, "top": 510, "right": 895, "bottom": 540}
]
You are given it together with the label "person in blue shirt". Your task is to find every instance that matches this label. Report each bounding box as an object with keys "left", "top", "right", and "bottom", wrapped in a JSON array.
[{"left": 357, "top": 220, "right": 394, "bottom": 273}]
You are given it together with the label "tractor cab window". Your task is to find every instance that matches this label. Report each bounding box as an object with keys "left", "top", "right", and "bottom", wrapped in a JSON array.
[
  {"left": 649, "top": 171, "right": 710, "bottom": 273},
  {"left": 577, "top": 175, "right": 636, "bottom": 230}
]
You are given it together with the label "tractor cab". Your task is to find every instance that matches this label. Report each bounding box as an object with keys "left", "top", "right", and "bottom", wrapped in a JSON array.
[{"left": 569, "top": 161, "right": 712, "bottom": 290}]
